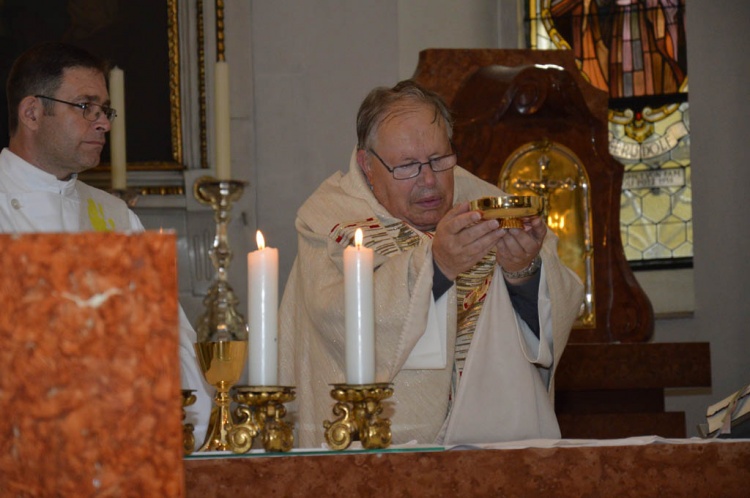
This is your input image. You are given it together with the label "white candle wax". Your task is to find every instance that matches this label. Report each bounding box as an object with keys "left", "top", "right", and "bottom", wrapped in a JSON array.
[
  {"left": 247, "top": 230, "right": 279, "bottom": 386},
  {"left": 108, "top": 67, "right": 126, "bottom": 190},
  {"left": 214, "top": 61, "right": 231, "bottom": 180},
  {"left": 343, "top": 228, "right": 375, "bottom": 384}
]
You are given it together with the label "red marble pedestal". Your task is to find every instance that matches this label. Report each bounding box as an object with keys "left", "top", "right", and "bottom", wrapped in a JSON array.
[
  {"left": 184, "top": 441, "right": 750, "bottom": 497},
  {"left": 0, "top": 232, "right": 185, "bottom": 497}
]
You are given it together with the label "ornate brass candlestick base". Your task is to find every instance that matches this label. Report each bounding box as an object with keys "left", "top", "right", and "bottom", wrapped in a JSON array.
[
  {"left": 230, "top": 385, "right": 296, "bottom": 453},
  {"left": 323, "top": 383, "right": 393, "bottom": 450},
  {"left": 195, "top": 341, "right": 247, "bottom": 451},
  {"left": 181, "top": 389, "right": 197, "bottom": 455}
]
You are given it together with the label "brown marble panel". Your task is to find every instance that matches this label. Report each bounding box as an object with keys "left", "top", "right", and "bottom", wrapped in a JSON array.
[
  {"left": 184, "top": 442, "right": 750, "bottom": 497},
  {"left": 0, "top": 232, "right": 184, "bottom": 497},
  {"left": 557, "top": 413, "right": 686, "bottom": 439},
  {"left": 556, "top": 388, "right": 666, "bottom": 413},
  {"left": 556, "top": 343, "right": 712, "bottom": 390}
]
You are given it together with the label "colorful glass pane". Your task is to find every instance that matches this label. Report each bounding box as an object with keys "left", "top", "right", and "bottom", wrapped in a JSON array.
[{"left": 527, "top": 0, "right": 691, "bottom": 264}]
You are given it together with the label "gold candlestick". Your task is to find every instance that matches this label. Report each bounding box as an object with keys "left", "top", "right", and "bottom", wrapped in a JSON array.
[
  {"left": 230, "top": 385, "right": 296, "bottom": 453},
  {"left": 323, "top": 383, "right": 393, "bottom": 450},
  {"left": 194, "top": 340, "right": 247, "bottom": 451},
  {"left": 193, "top": 176, "right": 248, "bottom": 343}
]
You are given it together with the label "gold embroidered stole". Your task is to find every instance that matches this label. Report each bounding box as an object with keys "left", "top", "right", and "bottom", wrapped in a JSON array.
[
  {"left": 330, "top": 218, "right": 426, "bottom": 254},
  {"left": 453, "top": 251, "right": 497, "bottom": 379}
]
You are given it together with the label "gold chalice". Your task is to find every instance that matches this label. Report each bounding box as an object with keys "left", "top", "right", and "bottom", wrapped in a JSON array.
[
  {"left": 470, "top": 195, "right": 544, "bottom": 229},
  {"left": 194, "top": 340, "right": 247, "bottom": 451}
]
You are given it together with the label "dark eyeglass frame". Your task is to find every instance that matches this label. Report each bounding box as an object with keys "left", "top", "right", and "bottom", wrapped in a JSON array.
[
  {"left": 35, "top": 95, "right": 117, "bottom": 122},
  {"left": 368, "top": 147, "right": 457, "bottom": 180}
]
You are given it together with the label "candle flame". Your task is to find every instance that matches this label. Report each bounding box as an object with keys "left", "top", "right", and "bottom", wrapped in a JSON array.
[
  {"left": 256, "top": 230, "right": 266, "bottom": 250},
  {"left": 354, "top": 228, "right": 363, "bottom": 249}
]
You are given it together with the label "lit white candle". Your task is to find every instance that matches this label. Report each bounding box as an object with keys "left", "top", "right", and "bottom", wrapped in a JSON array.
[
  {"left": 108, "top": 67, "right": 126, "bottom": 189},
  {"left": 343, "top": 228, "right": 375, "bottom": 384},
  {"left": 214, "top": 61, "right": 231, "bottom": 180},
  {"left": 247, "top": 230, "right": 279, "bottom": 386}
]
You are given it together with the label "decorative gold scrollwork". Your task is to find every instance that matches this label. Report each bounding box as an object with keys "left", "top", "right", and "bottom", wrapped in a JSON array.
[
  {"left": 228, "top": 405, "right": 259, "bottom": 454},
  {"left": 232, "top": 386, "right": 296, "bottom": 453},
  {"left": 181, "top": 389, "right": 197, "bottom": 455},
  {"left": 323, "top": 383, "right": 393, "bottom": 450}
]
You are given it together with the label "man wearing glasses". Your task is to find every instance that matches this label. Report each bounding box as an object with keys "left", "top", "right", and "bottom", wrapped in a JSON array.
[
  {"left": 0, "top": 42, "right": 211, "bottom": 447},
  {"left": 279, "top": 80, "right": 583, "bottom": 448}
]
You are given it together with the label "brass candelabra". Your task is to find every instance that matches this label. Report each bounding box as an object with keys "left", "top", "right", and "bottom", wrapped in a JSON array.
[
  {"left": 229, "top": 385, "right": 296, "bottom": 452},
  {"left": 324, "top": 383, "right": 393, "bottom": 450}
]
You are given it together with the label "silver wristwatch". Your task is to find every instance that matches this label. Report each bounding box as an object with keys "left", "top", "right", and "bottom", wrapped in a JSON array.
[{"left": 501, "top": 255, "right": 542, "bottom": 280}]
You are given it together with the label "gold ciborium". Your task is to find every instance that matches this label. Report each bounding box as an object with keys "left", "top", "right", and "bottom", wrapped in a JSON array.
[
  {"left": 324, "top": 383, "right": 393, "bottom": 450},
  {"left": 470, "top": 195, "right": 544, "bottom": 229},
  {"left": 195, "top": 340, "right": 247, "bottom": 451}
]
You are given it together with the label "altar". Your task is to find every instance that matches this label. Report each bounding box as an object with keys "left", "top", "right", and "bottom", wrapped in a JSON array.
[{"left": 183, "top": 438, "right": 750, "bottom": 497}]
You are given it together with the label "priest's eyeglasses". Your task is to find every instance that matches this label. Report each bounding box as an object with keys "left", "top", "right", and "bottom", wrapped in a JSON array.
[
  {"left": 35, "top": 95, "right": 117, "bottom": 122},
  {"left": 368, "top": 148, "right": 457, "bottom": 180}
]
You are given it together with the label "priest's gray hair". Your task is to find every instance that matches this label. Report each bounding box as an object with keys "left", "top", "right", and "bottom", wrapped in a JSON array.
[{"left": 356, "top": 80, "right": 453, "bottom": 150}]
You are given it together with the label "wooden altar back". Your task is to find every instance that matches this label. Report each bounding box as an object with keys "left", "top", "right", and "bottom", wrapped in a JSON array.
[{"left": 413, "top": 49, "right": 653, "bottom": 343}]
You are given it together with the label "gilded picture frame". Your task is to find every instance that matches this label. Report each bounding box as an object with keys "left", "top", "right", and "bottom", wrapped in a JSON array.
[{"left": 0, "top": 0, "right": 192, "bottom": 178}]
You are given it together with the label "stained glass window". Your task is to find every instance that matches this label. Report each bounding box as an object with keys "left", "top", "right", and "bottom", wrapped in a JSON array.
[{"left": 527, "top": 0, "right": 690, "bottom": 267}]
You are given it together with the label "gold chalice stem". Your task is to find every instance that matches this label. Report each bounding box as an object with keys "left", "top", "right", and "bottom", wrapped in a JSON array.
[{"left": 200, "top": 381, "right": 234, "bottom": 451}]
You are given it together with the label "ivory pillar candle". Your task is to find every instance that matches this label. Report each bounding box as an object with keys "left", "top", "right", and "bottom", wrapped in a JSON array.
[
  {"left": 214, "top": 61, "right": 231, "bottom": 180},
  {"left": 343, "top": 228, "right": 375, "bottom": 385},
  {"left": 247, "top": 231, "right": 279, "bottom": 386},
  {"left": 108, "top": 67, "right": 126, "bottom": 190}
]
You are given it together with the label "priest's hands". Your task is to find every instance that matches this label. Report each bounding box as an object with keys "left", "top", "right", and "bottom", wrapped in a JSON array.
[
  {"left": 494, "top": 216, "right": 547, "bottom": 276},
  {"left": 431, "top": 202, "right": 504, "bottom": 281},
  {"left": 431, "top": 203, "right": 548, "bottom": 282}
]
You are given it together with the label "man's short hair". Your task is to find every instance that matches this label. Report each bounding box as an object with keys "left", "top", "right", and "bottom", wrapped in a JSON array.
[
  {"left": 356, "top": 80, "right": 453, "bottom": 150},
  {"left": 6, "top": 42, "right": 109, "bottom": 135}
]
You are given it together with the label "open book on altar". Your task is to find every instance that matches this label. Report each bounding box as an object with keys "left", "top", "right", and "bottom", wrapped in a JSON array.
[{"left": 700, "top": 384, "right": 750, "bottom": 438}]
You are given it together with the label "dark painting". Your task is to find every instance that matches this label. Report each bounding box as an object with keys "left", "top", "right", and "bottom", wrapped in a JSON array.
[{"left": 0, "top": 0, "right": 178, "bottom": 168}]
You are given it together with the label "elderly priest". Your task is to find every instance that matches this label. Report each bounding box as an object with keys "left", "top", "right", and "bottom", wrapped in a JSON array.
[{"left": 279, "top": 80, "right": 584, "bottom": 448}]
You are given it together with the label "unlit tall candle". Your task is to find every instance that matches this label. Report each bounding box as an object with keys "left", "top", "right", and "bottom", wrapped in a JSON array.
[
  {"left": 108, "top": 67, "right": 126, "bottom": 190},
  {"left": 214, "top": 61, "right": 231, "bottom": 180},
  {"left": 247, "top": 230, "right": 278, "bottom": 386},
  {"left": 343, "top": 228, "right": 375, "bottom": 384}
]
